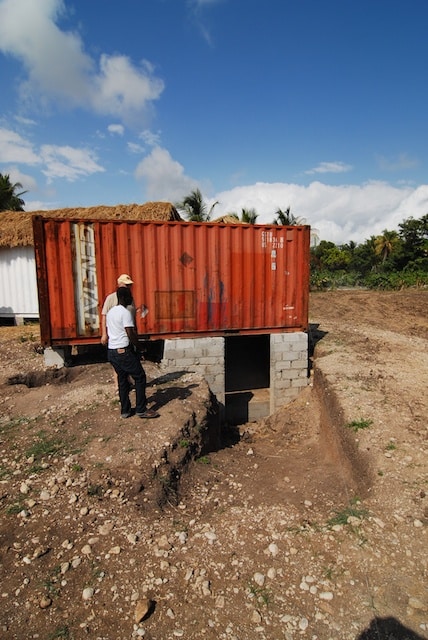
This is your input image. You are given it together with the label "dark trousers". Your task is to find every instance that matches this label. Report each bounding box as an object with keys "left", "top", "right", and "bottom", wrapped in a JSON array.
[{"left": 108, "top": 348, "right": 147, "bottom": 415}]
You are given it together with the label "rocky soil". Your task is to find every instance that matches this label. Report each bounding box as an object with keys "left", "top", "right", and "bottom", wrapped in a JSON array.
[{"left": 0, "top": 290, "right": 427, "bottom": 640}]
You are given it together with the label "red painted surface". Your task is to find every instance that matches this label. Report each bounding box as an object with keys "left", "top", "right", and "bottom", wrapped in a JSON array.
[{"left": 33, "top": 217, "right": 310, "bottom": 346}]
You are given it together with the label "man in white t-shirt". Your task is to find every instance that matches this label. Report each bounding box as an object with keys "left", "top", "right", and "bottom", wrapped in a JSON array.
[
  {"left": 101, "top": 273, "right": 136, "bottom": 346},
  {"left": 107, "top": 287, "right": 159, "bottom": 420}
]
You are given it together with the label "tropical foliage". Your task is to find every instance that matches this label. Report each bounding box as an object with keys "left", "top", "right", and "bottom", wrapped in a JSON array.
[
  {"left": 240, "top": 207, "right": 258, "bottom": 224},
  {"left": 0, "top": 173, "right": 27, "bottom": 211},
  {"left": 273, "top": 206, "right": 305, "bottom": 226},
  {"left": 310, "top": 214, "right": 428, "bottom": 290},
  {"left": 175, "top": 189, "right": 218, "bottom": 222}
]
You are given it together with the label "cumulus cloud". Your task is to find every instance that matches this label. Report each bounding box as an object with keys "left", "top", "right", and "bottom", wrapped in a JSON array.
[
  {"left": 305, "top": 161, "right": 353, "bottom": 175},
  {"left": 0, "top": 126, "right": 105, "bottom": 184},
  {"left": 108, "top": 124, "right": 124, "bottom": 136},
  {"left": 207, "top": 180, "right": 428, "bottom": 244},
  {"left": 128, "top": 142, "right": 145, "bottom": 155},
  {"left": 133, "top": 145, "right": 428, "bottom": 243},
  {"left": 135, "top": 146, "right": 198, "bottom": 201},
  {"left": 0, "top": 128, "right": 40, "bottom": 164},
  {"left": 139, "top": 129, "right": 162, "bottom": 147},
  {"left": 40, "top": 144, "right": 104, "bottom": 182},
  {"left": 5, "top": 166, "right": 38, "bottom": 192},
  {"left": 0, "top": 0, "right": 164, "bottom": 125}
]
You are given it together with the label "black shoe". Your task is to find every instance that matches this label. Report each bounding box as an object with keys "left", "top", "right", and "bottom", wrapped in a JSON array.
[{"left": 136, "top": 409, "right": 160, "bottom": 419}]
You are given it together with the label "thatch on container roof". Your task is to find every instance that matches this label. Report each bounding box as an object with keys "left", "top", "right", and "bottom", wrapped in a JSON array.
[
  {"left": 211, "top": 214, "right": 243, "bottom": 224},
  {"left": 0, "top": 202, "right": 182, "bottom": 248}
]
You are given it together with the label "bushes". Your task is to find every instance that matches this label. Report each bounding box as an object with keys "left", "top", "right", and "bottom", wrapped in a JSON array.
[
  {"left": 364, "top": 270, "right": 428, "bottom": 290},
  {"left": 310, "top": 269, "right": 428, "bottom": 291}
]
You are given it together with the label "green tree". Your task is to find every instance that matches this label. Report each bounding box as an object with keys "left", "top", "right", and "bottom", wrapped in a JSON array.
[
  {"left": 240, "top": 207, "right": 258, "bottom": 224},
  {"left": 0, "top": 173, "right": 27, "bottom": 211},
  {"left": 351, "top": 236, "right": 378, "bottom": 275},
  {"left": 176, "top": 189, "right": 218, "bottom": 222},
  {"left": 396, "top": 214, "right": 428, "bottom": 270},
  {"left": 273, "top": 206, "right": 304, "bottom": 226},
  {"left": 374, "top": 230, "right": 399, "bottom": 264}
]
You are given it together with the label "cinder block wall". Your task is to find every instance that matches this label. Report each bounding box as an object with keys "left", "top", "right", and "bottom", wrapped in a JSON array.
[
  {"left": 162, "top": 337, "right": 226, "bottom": 404},
  {"left": 270, "top": 332, "right": 308, "bottom": 414},
  {"left": 163, "top": 332, "right": 308, "bottom": 419}
]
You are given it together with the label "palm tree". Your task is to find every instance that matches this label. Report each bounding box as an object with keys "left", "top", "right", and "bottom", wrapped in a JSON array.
[
  {"left": 273, "top": 206, "right": 304, "bottom": 226},
  {"left": 176, "top": 188, "right": 218, "bottom": 222},
  {"left": 240, "top": 207, "right": 258, "bottom": 224},
  {"left": 374, "top": 230, "right": 399, "bottom": 263},
  {"left": 0, "top": 173, "right": 27, "bottom": 211}
]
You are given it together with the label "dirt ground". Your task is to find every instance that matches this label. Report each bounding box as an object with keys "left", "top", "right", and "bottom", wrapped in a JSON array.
[{"left": 0, "top": 290, "right": 427, "bottom": 640}]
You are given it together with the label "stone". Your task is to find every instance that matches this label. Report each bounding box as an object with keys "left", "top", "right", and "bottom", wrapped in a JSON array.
[
  {"left": 252, "top": 610, "right": 262, "bottom": 623},
  {"left": 254, "top": 573, "right": 265, "bottom": 587},
  {"left": 99, "top": 522, "right": 114, "bottom": 536},
  {"left": 82, "top": 587, "right": 94, "bottom": 601},
  {"left": 134, "top": 599, "right": 152, "bottom": 623},
  {"left": 39, "top": 596, "right": 52, "bottom": 609}
]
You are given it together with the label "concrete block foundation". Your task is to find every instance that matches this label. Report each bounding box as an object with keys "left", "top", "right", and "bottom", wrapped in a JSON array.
[{"left": 163, "top": 332, "right": 309, "bottom": 423}]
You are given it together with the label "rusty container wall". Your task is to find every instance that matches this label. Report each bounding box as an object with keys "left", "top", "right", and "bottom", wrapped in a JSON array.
[{"left": 33, "top": 217, "right": 310, "bottom": 346}]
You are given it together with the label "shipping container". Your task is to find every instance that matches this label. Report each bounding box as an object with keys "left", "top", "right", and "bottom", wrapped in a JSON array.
[{"left": 33, "top": 217, "right": 310, "bottom": 347}]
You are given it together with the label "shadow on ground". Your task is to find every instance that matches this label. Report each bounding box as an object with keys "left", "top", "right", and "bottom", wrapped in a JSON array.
[{"left": 356, "top": 617, "right": 426, "bottom": 640}]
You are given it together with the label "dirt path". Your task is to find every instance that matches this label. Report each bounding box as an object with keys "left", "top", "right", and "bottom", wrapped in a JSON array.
[{"left": 0, "top": 290, "right": 427, "bottom": 640}]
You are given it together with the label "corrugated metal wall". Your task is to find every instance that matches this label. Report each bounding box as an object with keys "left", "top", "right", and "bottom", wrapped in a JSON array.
[
  {"left": 0, "top": 246, "right": 39, "bottom": 319},
  {"left": 33, "top": 218, "right": 310, "bottom": 346}
]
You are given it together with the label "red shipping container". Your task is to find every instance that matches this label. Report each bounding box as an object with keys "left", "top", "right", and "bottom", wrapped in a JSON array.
[{"left": 33, "top": 217, "right": 310, "bottom": 346}]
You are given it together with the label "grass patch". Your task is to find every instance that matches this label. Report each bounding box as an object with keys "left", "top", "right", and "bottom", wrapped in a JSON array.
[
  {"left": 196, "top": 455, "right": 210, "bottom": 465},
  {"left": 87, "top": 484, "right": 104, "bottom": 498},
  {"left": 0, "top": 415, "right": 35, "bottom": 436},
  {"left": 25, "top": 431, "right": 67, "bottom": 460},
  {"left": 385, "top": 441, "right": 397, "bottom": 451},
  {"left": 0, "top": 465, "right": 11, "bottom": 480},
  {"left": 247, "top": 582, "right": 272, "bottom": 607},
  {"left": 6, "top": 501, "right": 26, "bottom": 515},
  {"left": 47, "top": 626, "right": 70, "bottom": 640},
  {"left": 19, "top": 332, "right": 37, "bottom": 343},
  {"left": 327, "top": 498, "right": 368, "bottom": 527},
  {"left": 345, "top": 418, "right": 373, "bottom": 433}
]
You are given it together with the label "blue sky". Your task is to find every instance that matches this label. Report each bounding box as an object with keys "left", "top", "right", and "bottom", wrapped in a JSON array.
[{"left": 0, "top": 0, "right": 427, "bottom": 244}]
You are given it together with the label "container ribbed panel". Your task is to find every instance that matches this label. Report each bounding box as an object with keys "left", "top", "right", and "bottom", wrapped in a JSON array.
[{"left": 33, "top": 218, "right": 310, "bottom": 345}]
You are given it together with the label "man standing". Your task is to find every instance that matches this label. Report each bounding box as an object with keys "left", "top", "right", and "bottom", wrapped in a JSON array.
[
  {"left": 101, "top": 274, "right": 136, "bottom": 346},
  {"left": 107, "top": 287, "right": 159, "bottom": 420}
]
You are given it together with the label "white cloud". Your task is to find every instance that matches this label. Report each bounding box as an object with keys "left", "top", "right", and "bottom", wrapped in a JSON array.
[
  {"left": 135, "top": 146, "right": 198, "bottom": 201},
  {"left": 91, "top": 55, "right": 164, "bottom": 124},
  {"left": 128, "top": 142, "right": 145, "bottom": 155},
  {"left": 108, "top": 124, "right": 124, "bottom": 136},
  {"left": 376, "top": 152, "right": 418, "bottom": 172},
  {"left": 208, "top": 180, "right": 428, "bottom": 244},
  {"left": 305, "top": 161, "right": 352, "bottom": 175},
  {"left": 40, "top": 144, "right": 104, "bottom": 182},
  {"left": 0, "top": 0, "right": 164, "bottom": 125},
  {"left": 139, "top": 129, "right": 161, "bottom": 147},
  {"left": 14, "top": 115, "right": 37, "bottom": 127},
  {"left": 5, "top": 165, "right": 38, "bottom": 192},
  {"left": 0, "top": 128, "right": 40, "bottom": 164}
]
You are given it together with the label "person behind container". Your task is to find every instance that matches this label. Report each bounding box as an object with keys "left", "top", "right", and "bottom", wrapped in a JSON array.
[
  {"left": 106, "top": 287, "right": 159, "bottom": 419},
  {"left": 101, "top": 274, "right": 136, "bottom": 346}
]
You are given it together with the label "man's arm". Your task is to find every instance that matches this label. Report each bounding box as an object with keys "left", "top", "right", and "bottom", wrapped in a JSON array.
[
  {"left": 101, "top": 314, "right": 108, "bottom": 345},
  {"left": 125, "top": 326, "right": 142, "bottom": 354}
]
